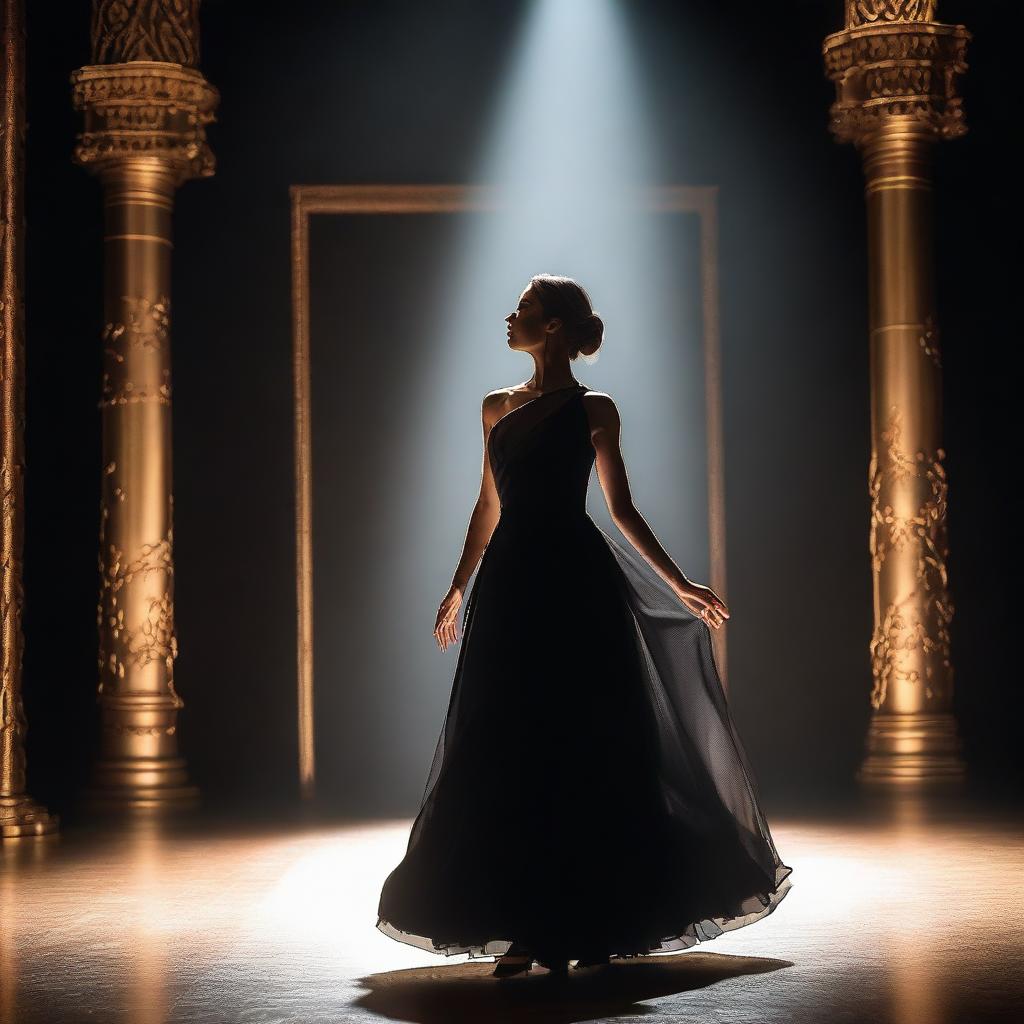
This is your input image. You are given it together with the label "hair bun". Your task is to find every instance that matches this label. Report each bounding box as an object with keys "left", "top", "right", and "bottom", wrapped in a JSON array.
[{"left": 575, "top": 311, "right": 604, "bottom": 359}]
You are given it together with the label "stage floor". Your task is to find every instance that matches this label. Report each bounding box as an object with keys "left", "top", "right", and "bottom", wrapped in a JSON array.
[{"left": 0, "top": 792, "right": 1020, "bottom": 1023}]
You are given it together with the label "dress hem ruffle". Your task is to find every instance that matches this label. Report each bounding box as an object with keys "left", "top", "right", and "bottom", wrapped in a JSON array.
[{"left": 374, "top": 861, "right": 793, "bottom": 961}]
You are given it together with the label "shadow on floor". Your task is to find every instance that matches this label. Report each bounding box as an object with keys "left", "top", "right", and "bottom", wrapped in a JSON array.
[{"left": 354, "top": 951, "right": 793, "bottom": 1023}]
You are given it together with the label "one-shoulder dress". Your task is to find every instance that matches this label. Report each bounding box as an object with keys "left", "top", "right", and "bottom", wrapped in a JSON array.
[{"left": 376, "top": 383, "right": 792, "bottom": 964}]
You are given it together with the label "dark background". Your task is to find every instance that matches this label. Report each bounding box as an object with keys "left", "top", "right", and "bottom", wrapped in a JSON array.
[{"left": 20, "top": 1, "right": 1020, "bottom": 820}]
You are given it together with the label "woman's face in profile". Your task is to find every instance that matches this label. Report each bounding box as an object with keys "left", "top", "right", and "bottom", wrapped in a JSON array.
[{"left": 505, "top": 286, "right": 554, "bottom": 354}]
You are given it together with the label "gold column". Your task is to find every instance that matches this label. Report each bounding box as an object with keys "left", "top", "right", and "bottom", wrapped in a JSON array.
[
  {"left": 824, "top": 2, "right": 969, "bottom": 786},
  {"left": 71, "top": 2, "right": 218, "bottom": 811},
  {"left": 0, "top": 0, "right": 57, "bottom": 837}
]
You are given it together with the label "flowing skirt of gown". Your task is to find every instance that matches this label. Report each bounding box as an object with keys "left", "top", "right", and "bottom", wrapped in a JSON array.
[{"left": 376, "top": 384, "right": 793, "bottom": 963}]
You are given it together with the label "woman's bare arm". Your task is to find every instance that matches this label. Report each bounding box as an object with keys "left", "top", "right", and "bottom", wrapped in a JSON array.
[
  {"left": 434, "top": 393, "right": 503, "bottom": 651},
  {"left": 584, "top": 391, "right": 730, "bottom": 626},
  {"left": 585, "top": 391, "right": 690, "bottom": 589},
  {"left": 449, "top": 393, "right": 502, "bottom": 591}
]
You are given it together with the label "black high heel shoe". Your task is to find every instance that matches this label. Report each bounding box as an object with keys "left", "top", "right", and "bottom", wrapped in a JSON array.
[{"left": 492, "top": 943, "right": 534, "bottom": 978}]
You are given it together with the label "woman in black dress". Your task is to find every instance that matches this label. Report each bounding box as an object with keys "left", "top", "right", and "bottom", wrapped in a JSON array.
[{"left": 376, "top": 273, "right": 793, "bottom": 977}]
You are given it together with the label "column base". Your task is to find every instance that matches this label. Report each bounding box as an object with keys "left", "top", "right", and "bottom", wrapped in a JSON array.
[
  {"left": 0, "top": 795, "right": 60, "bottom": 838},
  {"left": 856, "top": 710, "right": 967, "bottom": 787},
  {"left": 84, "top": 756, "right": 200, "bottom": 814}
]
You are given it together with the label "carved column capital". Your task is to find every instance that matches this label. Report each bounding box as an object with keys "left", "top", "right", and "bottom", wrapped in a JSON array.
[
  {"left": 823, "top": 6, "right": 970, "bottom": 147},
  {"left": 71, "top": 62, "right": 218, "bottom": 185}
]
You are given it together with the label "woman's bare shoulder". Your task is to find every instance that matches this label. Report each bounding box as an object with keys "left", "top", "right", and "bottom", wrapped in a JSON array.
[
  {"left": 481, "top": 384, "right": 526, "bottom": 427},
  {"left": 485, "top": 384, "right": 525, "bottom": 401},
  {"left": 581, "top": 389, "right": 620, "bottom": 434},
  {"left": 581, "top": 388, "right": 618, "bottom": 413}
]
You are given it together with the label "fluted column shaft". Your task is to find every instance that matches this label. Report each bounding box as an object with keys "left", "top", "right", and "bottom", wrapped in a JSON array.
[
  {"left": 860, "top": 124, "right": 962, "bottom": 779},
  {"left": 88, "top": 160, "right": 191, "bottom": 806}
]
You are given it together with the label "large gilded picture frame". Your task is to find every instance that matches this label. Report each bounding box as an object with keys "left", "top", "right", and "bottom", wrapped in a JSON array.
[{"left": 290, "top": 184, "right": 723, "bottom": 800}]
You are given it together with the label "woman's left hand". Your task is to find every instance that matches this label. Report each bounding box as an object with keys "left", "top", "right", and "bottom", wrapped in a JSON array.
[{"left": 673, "top": 580, "right": 730, "bottom": 629}]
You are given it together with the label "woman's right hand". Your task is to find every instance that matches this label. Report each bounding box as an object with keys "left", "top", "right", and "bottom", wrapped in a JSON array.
[
  {"left": 673, "top": 580, "right": 730, "bottom": 629},
  {"left": 434, "top": 584, "right": 464, "bottom": 652}
]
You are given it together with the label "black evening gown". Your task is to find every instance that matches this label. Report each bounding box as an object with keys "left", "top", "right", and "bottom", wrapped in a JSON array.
[{"left": 376, "top": 383, "right": 793, "bottom": 963}]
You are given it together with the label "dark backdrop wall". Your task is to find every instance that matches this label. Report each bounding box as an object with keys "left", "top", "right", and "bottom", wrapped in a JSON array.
[{"left": 20, "top": 0, "right": 1020, "bottom": 820}]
